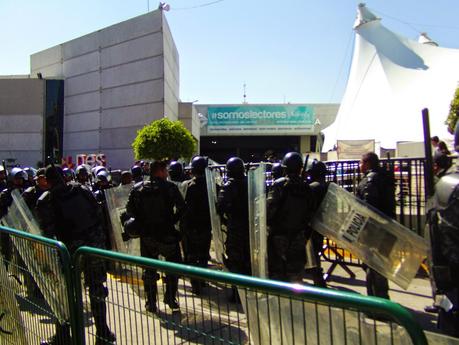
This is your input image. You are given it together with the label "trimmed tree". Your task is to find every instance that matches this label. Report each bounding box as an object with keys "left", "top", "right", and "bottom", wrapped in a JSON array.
[
  {"left": 446, "top": 86, "right": 459, "bottom": 134},
  {"left": 132, "top": 118, "right": 196, "bottom": 161}
]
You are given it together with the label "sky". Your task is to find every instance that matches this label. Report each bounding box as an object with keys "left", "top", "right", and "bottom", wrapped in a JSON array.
[{"left": 2, "top": 0, "right": 459, "bottom": 104}]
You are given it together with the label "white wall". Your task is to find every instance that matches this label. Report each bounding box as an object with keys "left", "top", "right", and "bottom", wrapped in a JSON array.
[
  {"left": 0, "top": 79, "right": 44, "bottom": 166},
  {"left": 31, "top": 9, "right": 179, "bottom": 169}
]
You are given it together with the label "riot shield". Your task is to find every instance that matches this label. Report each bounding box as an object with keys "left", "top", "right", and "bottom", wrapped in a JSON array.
[
  {"left": 205, "top": 167, "right": 225, "bottom": 265},
  {"left": 2, "top": 190, "right": 70, "bottom": 323},
  {"left": 239, "top": 289, "right": 412, "bottom": 345},
  {"left": 311, "top": 183, "right": 428, "bottom": 289},
  {"left": 105, "top": 185, "right": 140, "bottom": 256},
  {"left": 247, "top": 164, "right": 268, "bottom": 278},
  {"left": 0, "top": 256, "right": 28, "bottom": 345}
]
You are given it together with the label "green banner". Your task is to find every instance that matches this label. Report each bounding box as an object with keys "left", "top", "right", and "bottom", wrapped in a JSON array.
[{"left": 207, "top": 105, "right": 315, "bottom": 134}]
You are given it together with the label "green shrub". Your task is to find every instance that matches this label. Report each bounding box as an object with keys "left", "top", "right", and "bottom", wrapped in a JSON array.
[
  {"left": 446, "top": 87, "right": 459, "bottom": 134},
  {"left": 132, "top": 118, "right": 196, "bottom": 161}
]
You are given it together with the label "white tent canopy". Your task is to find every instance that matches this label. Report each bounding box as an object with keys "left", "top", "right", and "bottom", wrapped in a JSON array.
[{"left": 323, "top": 4, "right": 459, "bottom": 151}]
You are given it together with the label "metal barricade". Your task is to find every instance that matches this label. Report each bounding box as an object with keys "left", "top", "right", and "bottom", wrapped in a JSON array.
[
  {"left": 322, "top": 158, "right": 429, "bottom": 279},
  {"left": 325, "top": 157, "right": 427, "bottom": 236},
  {"left": 0, "top": 225, "right": 79, "bottom": 345},
  {"left": 74, "top": 246, "right": 427, "bottom": 345}
]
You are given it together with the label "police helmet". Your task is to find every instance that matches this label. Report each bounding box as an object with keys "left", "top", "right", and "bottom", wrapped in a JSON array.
[
  {"left": 63, "top": 167, "right": 74, "bottom": 176},
  {"left": 93, "top": 166, "right": 107, "bottom": 176},
  {"left": 226, "top": 157, "right": 245, "bottom": 178},
  {"left": 305, "top": 159, "right": 328, "bottom": 181},
  {"left": 11, "top": 167, "right": 28, "bottom": 180},
  {"left": 75, "top": 165, "right": 89, "bottom": 176},
  {"left": 282, "top": 152, "right": 303, "bottom": 174},
  {"left": 24, "top": 167, "right": 36, "bottom": 179},
  {"left": 45, "top": 165, "right": 64, "bottom": 184},
  {"left": 168, "top": 161, "right": 183, "bottom": 180},
  {"left": 96, "top": 170, "right": 110, "bottom": 183},
  {"left": 131, "top": 165, "right": 142, "bottom": 178},
  {"left": 271, "top": 162, "right": 284, "bottom": 180},
  {"left": 191, "top": 156, "right": 208, "bottom": 175}
]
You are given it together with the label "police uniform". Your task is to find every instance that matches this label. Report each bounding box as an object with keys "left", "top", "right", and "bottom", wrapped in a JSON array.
[
  {"left": 267, "top": 170, "right": 316, "bottom": 283},
  {"left": 356, "top": 164, "right": 395, "bottom": 299},
  {"left": 428, "top": 124, "right": 459, "bottom": 336},
  {"left": 182, "top": 175, "right": 212, "bottom": 292},
  {"left": 0, "top": 169, "right": 27, "bottom": 271},
  {"left": 306, "top": 159, "right": 329, "bottom": 287},
  {"left": 36, "top": 169, "right": 115, "bottom": 344},
  {"left": 126, "top": 176, "right": 185, "bottom": 312},
  {"left": 217, "top": 173, "right": 251, "bottom": 277}
]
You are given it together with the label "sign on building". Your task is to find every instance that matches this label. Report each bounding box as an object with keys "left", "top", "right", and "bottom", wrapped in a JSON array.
[
  {"left": 337, "top": 140, "right": 375, "bottom": 160},
  {"left": 206, "top": 105, "right": 315, "bottom": 135},
  {"left": 62, "top": 153, "right": 107, "bottom": 169}
]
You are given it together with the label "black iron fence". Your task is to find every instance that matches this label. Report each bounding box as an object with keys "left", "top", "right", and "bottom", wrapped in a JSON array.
[{"left": 324, "top": 157, "right": 428, "bottom": 236}]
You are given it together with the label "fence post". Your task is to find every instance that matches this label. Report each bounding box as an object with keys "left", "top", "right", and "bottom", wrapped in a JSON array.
[
  {"left": 72, "top": 249, "right": 87, "bottom": 345},
  {"left": 422, "top": 108, "right": 435, "bottom": 199}
]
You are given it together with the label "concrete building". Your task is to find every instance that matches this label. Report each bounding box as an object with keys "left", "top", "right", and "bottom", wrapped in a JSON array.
[
  {"left": 0, "top": 77, "right": 63, "bottom": 167},
  {"left": 28, "top": 9, "right": 197, "bottom": 169},
  {"left": 196, "top": 103, "right": 339, "bottom": 163}
]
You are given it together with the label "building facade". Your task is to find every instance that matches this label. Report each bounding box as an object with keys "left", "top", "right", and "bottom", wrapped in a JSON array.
[
  {"left": 28, "top": 9, "right": 196, "bottom": 169},
  {"left": 196, "top": 103, "right": 339, "bottom": 163}
]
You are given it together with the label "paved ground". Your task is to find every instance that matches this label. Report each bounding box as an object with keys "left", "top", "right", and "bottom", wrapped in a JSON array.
[
  {"left": 316, "top": 261, "right": 437, "bottom": 332},
  {"left": 78, "top": 258, "right": 455, "bottom": 345}
]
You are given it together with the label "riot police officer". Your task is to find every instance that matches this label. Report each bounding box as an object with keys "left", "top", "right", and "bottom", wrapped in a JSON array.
[
  {"left": 271, "top": 162, "right": 284, "bottom": 180},
  {"left": 126, "top": 160, "right": 185, "bottom": 313},
  {"left": 75, "top": 165, "right": 91, "bottom": 188},
  {"left": 93, "top": 170, "right": 114, "bottom": 250},
  {"left": 267, "top": 152, "right": 317, "bottom": 283},
  {"left": 428, "top": 123, "right": 459, "bottom": 337},
  {"left": 168, "top": 161, "right": 188, "bottom": 197},
  {"left": 356, "top": 152, "right": 395, "bottom": 300},
  {"left": 217, "top": 158, "right": 251, "bottom": 270},
  {"left": 131, "top": 165, "right": 143, "bottom": 184},
  {"left": 169, "top": 161, "right": 186, "bottom": 183},
  {"left": 62, "top": 168, "right": 75, "bottom": 184},
  {"left": 181, "top": 156, "right": 211, "bottom": 294},
  {"left": 22, "top": 168, "right": 48, "bottom": 217},
  {"left": 0, "top": 165, "right": 7, "bottom": 192},
  {"left": 23, "top": 167, "right": 36, "bottom": 188},
  {"left": 217, "top": 157, "right": 250, "bottom": 302},
  {"left": 120, "top": 170, "right": 133, "bottom": 186},
  {"left": 305, "top": 159, "right": 328, "bottom": 287},
  {"left": 0, "top": 167, "right": 28, "bottom": 218},
  {"left": 0, "top": 168, "right": 28, "bottom": 272},
  {"left": 36, "top": 165, "right": 115, "bottom": 345}
]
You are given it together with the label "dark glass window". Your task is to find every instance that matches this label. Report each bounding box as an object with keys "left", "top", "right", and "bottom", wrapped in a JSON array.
[
  {"left": 200, "top": 136, "right": 301, "bottom": 164},
  {"left": 310, "top": 135, "right": 317, "bottom": 152},
  {"left": 44, "top": 80, "right": 64, "bottom": 163}
]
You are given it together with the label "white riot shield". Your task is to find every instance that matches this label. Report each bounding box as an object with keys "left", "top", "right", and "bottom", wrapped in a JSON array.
[
  {"left": 105, "top": 185, "right": 140, "bottom": 256},
  {"left": 0, "top": 257, "right": 28, "bottom": 345},
  {"left": 2, "top": 190, "right": 70, "bottom": 323},
  {"left": 248, "top": 164, "right": 268, "bottom": 278},
  {"left": 312, "top": 183, "right": 428, "bottom": 289},
  {"left": 239, "top": 289, "right": 412, "bottom": 345},
  {"left": 205, "top": 167, "right": 225, "bottom": 265}
]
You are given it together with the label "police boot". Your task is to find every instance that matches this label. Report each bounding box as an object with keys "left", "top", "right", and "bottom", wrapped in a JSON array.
[
  {"left": 40, "top": 323, "right": 71, "bottom": 345},
  {"left": 312, "top": 268, "right": 327, "bottom": 288},
  {"left": 191, "top": 279, "right": 202, "bottom": 295},
  {"left": 90, "top": 294, "right": 116, "bottom": 344},
  {"left": 144, "top": 282, "right": 158, "bottom": 313},
  {"left": 228, "top": 286, "right": 241, "bottom": 304},
  {"left": 164, "top": 275, "right": 180, "bottom": 312}
]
